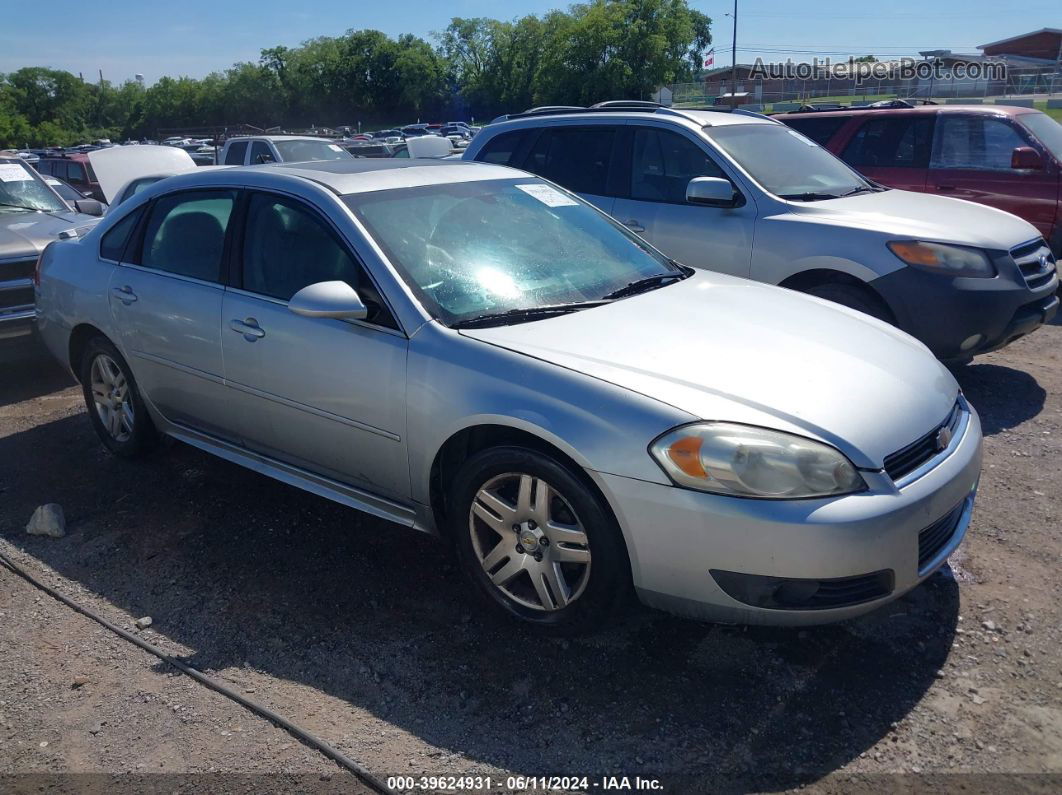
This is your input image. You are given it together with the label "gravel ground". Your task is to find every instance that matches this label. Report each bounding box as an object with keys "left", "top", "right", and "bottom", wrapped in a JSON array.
[{"left": 0, "top": 319, "right": 1060, "bottom": 793}]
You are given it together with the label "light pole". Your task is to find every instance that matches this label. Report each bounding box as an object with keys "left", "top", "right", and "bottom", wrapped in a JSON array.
[{"left": 725, "top": 1, "right": 738, "bottom": 107}]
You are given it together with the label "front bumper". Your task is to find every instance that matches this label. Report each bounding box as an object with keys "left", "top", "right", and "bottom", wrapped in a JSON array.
[
  {"left": 870, "top": 252, "right": 1058, "bottom": 360},
  {"left": 0, "top": 305, "right": 36, "bottom": 341},
  {"left": 592, "top": 405, "right": 983, "bottom": 625}
]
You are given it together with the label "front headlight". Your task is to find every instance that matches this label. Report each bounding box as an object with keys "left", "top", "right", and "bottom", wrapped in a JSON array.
[
  {"left": 887, "top": 240, "right": 996, "bottom": 278},
  {"left": 650, "top": 423, "right": 866, "bottom": 499}
]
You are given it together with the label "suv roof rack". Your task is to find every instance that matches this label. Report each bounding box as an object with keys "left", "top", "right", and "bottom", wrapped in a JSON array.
[
  {"left": 789, "top": 98, "right": 939, "bottom": 113},
  {"left": 495, "top": 100, "right": 777, "bottom": 124}
]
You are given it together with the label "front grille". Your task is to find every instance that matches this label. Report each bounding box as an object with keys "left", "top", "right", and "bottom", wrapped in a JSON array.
[
  {"left": 883, "top": 401, "right": 962, "bottom": 482},
  {"left": 0, "top": 285, "right": 33, "bottom": 311},
  {"left": 800, "top": 571, "right": 894, "bottom": 608},
  {"left": 1010, "top": 239, "right": 1056, "bottom": 290},
  {"left": 918, "top": 502, "right": 965, "bottom": 570},
  {"left": 0, "top": 258, "right": 37, "bottom": 282}
]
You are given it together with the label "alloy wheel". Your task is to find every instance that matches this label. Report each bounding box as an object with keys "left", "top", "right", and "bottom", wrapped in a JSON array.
[
  {"left": 469, "top": 472, "right": 591, "bottom": 611},
  {"left": 89, "top": 354, "right": 134, "bottom": 443}
]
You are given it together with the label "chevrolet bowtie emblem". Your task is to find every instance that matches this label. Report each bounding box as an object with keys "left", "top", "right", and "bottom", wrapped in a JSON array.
[{"left": 935, "top": 426, "right": 953, "bottom": 452}]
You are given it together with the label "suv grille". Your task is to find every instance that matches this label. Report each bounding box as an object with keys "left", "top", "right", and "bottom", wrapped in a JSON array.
[
  {"left": 883, "top": 401, "right": 962, "bottom": 482},
  {"left": 0, "top": 258, "right": 37, "bottom": 312},
  {"left": 918, "top": 502, "right": 965, "bottom": 571},
  {"left": 1, "top": 258, "right": 37, "bottom": 282},
  {"left": 1010, "top": 239, "right": 1056, "bottom": 290}
]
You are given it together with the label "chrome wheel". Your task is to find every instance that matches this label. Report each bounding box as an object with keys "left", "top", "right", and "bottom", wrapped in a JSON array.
[
  {"left": 89, "top": 354, "right": 134, "bottom": 443},
  {"left": 469, "top": 472, "right": 591, "bottom": 612}
]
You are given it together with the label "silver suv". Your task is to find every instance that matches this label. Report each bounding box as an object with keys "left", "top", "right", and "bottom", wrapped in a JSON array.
[{"left": 463, "top": 101, "right": 1059, "bottom": 361}]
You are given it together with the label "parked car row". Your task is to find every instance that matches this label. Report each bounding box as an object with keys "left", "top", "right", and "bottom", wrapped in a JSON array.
[{"left": 9, "top": 99, "right": 1059, "bottom": 634}]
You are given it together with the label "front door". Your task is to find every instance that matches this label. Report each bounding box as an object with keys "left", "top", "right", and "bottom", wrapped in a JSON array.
[
  {"left": 927, "top": 113, "right": 1059, "bottom": 240},
  {"left": 837, "top": 113, "right": 933, "bottom": 193},
  {"left": 221, "top": 190, "right": 410, "bottom": 499},
  {"left": 610, "top": 125, "right": 756, "bottom": 277},
  {"left": 108, "top": 189, "right": 238, "bottom": 438}
]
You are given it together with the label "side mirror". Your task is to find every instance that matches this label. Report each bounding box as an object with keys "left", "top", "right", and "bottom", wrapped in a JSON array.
[
  {"left": 1011, "top": 146, "right": 1043, "bottom": 170},
  {"left": 686, "top": 177, "right": 739, "bottom": 207},
  {"left": 73, "top": 198, "right": 104, "bottom": 217},
  {"left": 288, "top": 280, "right": 368, "bottom": 320}
]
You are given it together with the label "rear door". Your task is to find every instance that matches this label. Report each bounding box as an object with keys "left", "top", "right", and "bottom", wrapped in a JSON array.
[
  {"left": 108, "top": 189, "right": 239, "bottom": 438},
  {"left": 927, "top": 112, "right": 1059, "bottom": 238},
  {"left": 837, "top": 113, "right": 933, "bottom": 192},
  {"left": 511, "top": 124, "right": 622, "bottom": 215},
  {"left": 610, "top": 124, "right": 755, "bottom": 277}
]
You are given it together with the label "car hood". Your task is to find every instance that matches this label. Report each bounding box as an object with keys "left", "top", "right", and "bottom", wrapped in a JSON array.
[
  {"left": 460, "top": 271, "right": 958, "bottom": 468},
  {"left": 786, "top": 189, "right": 1041, "bottom": 249},
  {"left": 88, "top": 144, "right": 197, "bottom": 204},
  {"left": 0, "top": 210, "right": 94, "bottom": 260}
]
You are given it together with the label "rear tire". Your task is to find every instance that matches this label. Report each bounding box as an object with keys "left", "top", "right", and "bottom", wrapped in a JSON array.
[
  {"left": 801, "top": 282, "right": 892, "bottom": 323},
  {"left": 450, "top": 446, "right": 630, "bottom": 634},
  {"left": 79, "top": 336, "right": 157, "bottom": 457}
]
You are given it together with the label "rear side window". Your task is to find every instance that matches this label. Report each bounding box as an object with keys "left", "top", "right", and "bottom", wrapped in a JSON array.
[
  {"left": 224, "top": 140, "right": 248, "bottom": 165},
  {"left": 630, "top": 127, "right": 726, "bottom": 203},
  {"left": 37, "top": 160, "right": 53, "bottom": 176},
  {"left": 931, "top": 115, "right": 1028, "bottom": 170},
  {"left": 139, "top": 190, "right": 236, "bottom": 281},
  {"left": 66, "top": 162, "right": 87, "bottom": 184},
  {"left": 99, "top": 207, "right": 145, "bottom": 261},
  {"left": 842, "top": 116, "right": 933, "bottom": 168},
  {"left": 249, "top": 141, "right": 275, "bottom": 164},
  {"left": 476, "top": 130, "right": 528, "bottom": 165},
  {"left": 779, "top": 116, "right": 849, "bottom": 146},
  {"left": 520, "top": 127, "right": 617, "bottom": 196}
]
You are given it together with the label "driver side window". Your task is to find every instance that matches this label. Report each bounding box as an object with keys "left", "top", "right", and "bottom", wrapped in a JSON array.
[
  {"left": 240, "top": 193, "right": 395, "bottom": 328},
  {"left": 249, "top": 141, "right": 275, "bottom": 164},
  {"left": 630, "top": 128, "right": 726, "bottom": 203}
]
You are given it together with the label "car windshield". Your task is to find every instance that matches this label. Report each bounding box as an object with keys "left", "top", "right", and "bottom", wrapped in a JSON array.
[
  {"left": 1019, "top": 112, "right": 1062, "bottom": 161},
  {"left": 273, "top": 140, "right": 353, "bottom": 162},
  {"left": 45, "top": 177, "right": 82, "bottom": 202},
  {"left": 0, "top": 159, "right": 68, "bottom": 213},
  {"left": 346, "top": 178, "right": 681, "bottom": 326},
  {"left": 706, "top": 124, "right": 872, "bottom": 200}
]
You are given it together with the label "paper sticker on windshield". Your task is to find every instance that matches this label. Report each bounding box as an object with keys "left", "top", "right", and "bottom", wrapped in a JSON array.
[
  {"left": 0, "top": 163, "right": 32, "bottom": 182},
  {"left": 786, "top": 128, "right": 818, "bottom": 146},
  {"left": 328, "top": 144, "right": 343, "bottom": 152},
  {"left": 516, "top": 183, "right": 579, "bottom": 207}
]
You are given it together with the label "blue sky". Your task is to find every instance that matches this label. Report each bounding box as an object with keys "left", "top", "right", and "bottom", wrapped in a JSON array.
[{"left": 0, "top": 0, "right": 1056, "bottom": 84}]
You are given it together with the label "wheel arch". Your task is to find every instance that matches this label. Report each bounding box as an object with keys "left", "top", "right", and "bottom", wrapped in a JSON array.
[
  {"left": 779, "top": 268, "right": 896, "bottom": 323},
  {"left": 428, "top": 422, "right": 617, "bottom": 543},
  {"left": 67, "top": 323, "right": 112, "bottom": 383}
]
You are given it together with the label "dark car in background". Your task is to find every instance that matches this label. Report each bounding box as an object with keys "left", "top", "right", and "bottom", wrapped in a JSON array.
[
  {"left": 774, "top": 105, "right": 1062, "bottom": 255},
  {"left": 35, "top": 154, "right": 106, "bottom": 203}
]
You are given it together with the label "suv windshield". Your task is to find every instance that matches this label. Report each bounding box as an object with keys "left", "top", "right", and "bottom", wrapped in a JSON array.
[
  {"left": 346, "top": 179, "right": 682, "bottom": 326},
  {"left": 0, "top": 159, "right": 68, "bottom": 213},
  {"left": 1019, "top": 112, "right": 1062, "bottom": 161},
  {"left": 706, "top": 124, "right": 872, "bottom": 200},
  {"left": 273, "top": 140, "right": 353, "bottom": 162}
]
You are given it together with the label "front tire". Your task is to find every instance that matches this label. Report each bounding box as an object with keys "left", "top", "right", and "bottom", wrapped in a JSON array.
[
  {"left": 79, "top": 336, "right": 156, "bottom": 457},
  {"left": 450, "top": 446, "right": 630, "bottom": 633},
  {"left": 801, "top": 282, "right": 892, "bottom": 323}
]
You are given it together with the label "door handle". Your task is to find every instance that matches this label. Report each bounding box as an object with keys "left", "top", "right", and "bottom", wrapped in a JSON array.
[
  {"left": 230, "top": 318, "right": 265, "bottom": 341},
  {"left": 110, "top": 285, "right": 137, "bottom": 304},
  {"left": 623, "top": 219, "right": 646, "bottom": 232},
  {"left": 935, "top": 184, "right": 956, "bottom": 191}
]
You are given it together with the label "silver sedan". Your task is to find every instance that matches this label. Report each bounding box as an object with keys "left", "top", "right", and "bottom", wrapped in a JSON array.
[{"left": 35, "top": 160, "right": 982, "bottom": 631}]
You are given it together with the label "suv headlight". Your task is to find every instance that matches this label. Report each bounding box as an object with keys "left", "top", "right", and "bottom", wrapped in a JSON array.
[
  {"left": 650, "top": 423, "right": 866, "bottom": 499},
  {"left": 887, "top": 240, "right": 996, "bottom": 278}
]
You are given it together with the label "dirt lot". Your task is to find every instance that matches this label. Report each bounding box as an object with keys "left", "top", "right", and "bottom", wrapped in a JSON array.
[{"left": 1, "top": 319, "right": 1060, "bottom": 793}]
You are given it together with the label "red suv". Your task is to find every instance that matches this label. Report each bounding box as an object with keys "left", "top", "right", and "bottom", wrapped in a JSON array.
[
  {"left": 35, "top": 154, "right": 105, "bottom": 203},
  {"left": 775, "top": 105, "right": 1062, "bottom": 255}
]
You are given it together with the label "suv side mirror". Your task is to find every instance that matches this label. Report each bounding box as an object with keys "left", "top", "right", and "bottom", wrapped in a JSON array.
[
  {"left": 1011, "top": 146, "right": 1043, "bottom": 170},
  {"left": 288, "top": 280, "right": 368, "bottom": 320},
  {"left": 73, "top": 198, "right": 104, "bottom": 217},
  {"left": 686, "top": 177, "right": 739, "bottom": 207}
]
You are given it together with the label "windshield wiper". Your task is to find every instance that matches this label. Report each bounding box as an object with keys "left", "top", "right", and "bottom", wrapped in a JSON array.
[
  {"left": 451, "top": 300, "right": 611, "bottom": 329},
  {"left": 602, "top": 269, "right": 690, "bottom": 300},
  {"left": 838, "top": 186, "right": 878, "bottom": 197},
  {"left": 778, "top": 191, "right": 842, "bottom": 202},
  {"left": 0, "top": 201, "right": 39, "bottom": 212}
]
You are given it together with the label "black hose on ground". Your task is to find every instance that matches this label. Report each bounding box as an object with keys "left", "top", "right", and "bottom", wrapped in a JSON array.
[{"left": 0, "top": 544, "right": 394, "bottom": 795}]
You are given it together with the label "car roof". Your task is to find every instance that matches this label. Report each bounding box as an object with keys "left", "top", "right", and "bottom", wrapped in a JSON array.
[
  {"left": 483, "top": 106, "right": 778, "bottom": 136},
  {"left": 773, "top": 104, "right": 1041, "bottom": 120},
  {"left": 178, "top": 158, "right": 520, "bottom": 195},
  {"left": 227, "top": 135, "right": 338, "bottom": 143}
]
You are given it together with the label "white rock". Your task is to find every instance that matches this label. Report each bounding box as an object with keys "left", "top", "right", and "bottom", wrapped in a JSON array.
[
  {"left": 25, "top": 504, "right": 65, "bottom": 538},
  {"left": 134, "top": 616, "right": 153, "bottom": 630}
]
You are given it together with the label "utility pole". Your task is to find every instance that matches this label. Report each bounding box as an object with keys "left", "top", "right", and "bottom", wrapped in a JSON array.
[{"left": 730, "top": 0, "right": 738, "bottom": 107}]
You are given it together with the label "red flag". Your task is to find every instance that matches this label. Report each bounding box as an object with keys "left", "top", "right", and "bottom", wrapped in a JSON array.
[{"left": 704, "top": 48, "right": 715, "bottom": 68}]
